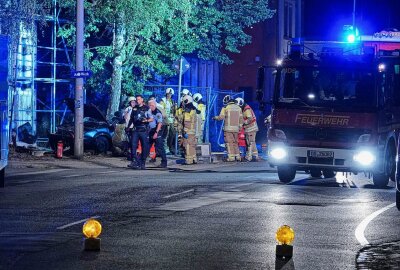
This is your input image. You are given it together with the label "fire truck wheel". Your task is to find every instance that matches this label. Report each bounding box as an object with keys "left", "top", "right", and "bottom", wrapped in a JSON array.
[
  {"left": 372, "top": 173, "right": 389, "bottom": 188},
  {"left": 277, "top": 166, "right": 296, "bottom": 183},
  {"left": 388, "top": 145, "right": 396, "bottom": 182},
  {"left": 373, "top": 145, "right": 395, "bottom": 187},
  {"left": 396, "top": 189, "right": 400, "bottom": 211},
  {"left": 323, "top": 169, "right": 336, "bottom": 178},
  {"left": 310, "top": 169, "right": 322, "bottom": 178}
]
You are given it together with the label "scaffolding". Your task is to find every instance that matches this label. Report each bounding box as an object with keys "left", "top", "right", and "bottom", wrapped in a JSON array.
[{"left": 9, "top": 0, "right": 73, "bottom": 147}]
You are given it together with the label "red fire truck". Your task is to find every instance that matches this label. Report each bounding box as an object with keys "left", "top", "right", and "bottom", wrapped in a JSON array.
[{"left": 264, "top": 39, "right": 400, "bottom": 188}]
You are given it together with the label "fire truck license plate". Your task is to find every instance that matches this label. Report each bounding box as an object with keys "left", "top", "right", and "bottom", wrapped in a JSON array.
[{"left": 308, "top": 150, "right": 334, "bottom": 158}]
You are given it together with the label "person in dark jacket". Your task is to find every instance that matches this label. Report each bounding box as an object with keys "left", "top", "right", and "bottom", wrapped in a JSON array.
[{"left": 128, "top": 95, "right": 152, "bottom": 170}]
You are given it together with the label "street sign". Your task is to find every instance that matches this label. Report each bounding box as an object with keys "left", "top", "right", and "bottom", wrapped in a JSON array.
[
  {"left": 173, "top": 57, "right": 190, "bottom": 74},
  {"left": 71, "top": 70, "right": 92, "bottom": 78}
]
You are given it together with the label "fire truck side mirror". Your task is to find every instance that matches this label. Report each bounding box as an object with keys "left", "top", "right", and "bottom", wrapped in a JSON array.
[
  {"left": 257, "top": 66, "right": 266, "bottom": 92},
  {"left": 256, "top": 90, "right": 264, "bottom": 102}
]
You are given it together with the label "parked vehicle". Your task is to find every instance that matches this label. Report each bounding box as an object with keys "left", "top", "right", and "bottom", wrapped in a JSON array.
[
  {"left": 48, "top": 99, "right": 114, "bottom": 154},
  {"left": 259, "top": 40, "right": 400, "bottom": 187}
]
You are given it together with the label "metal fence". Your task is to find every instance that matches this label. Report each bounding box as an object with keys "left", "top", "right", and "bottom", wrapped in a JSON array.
[{"left": 143, "top": 85, "right": 243, "bottom": 152}]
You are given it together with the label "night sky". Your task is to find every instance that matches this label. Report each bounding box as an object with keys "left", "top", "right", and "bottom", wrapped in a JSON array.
[{"left": 303, "top": 0, "right": 400, "bottom": 40}]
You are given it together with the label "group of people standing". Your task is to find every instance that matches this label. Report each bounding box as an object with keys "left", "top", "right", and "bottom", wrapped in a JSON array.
[
  {"left": 213, "top": 95, "right": 259, "bottom": 162},
  {"left": 122, "top": 88, "right": 258, "bottom": 169},
  {"left": 123, "top": 88, "right": 207, "bottom": 169}
]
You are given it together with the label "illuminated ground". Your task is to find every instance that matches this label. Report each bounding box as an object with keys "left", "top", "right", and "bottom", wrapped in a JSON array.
[{"left": 1, "top": 161, "right": 399, "bottom": 269}]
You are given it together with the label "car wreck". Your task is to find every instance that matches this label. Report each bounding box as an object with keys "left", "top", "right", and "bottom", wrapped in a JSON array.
[{"left": 48, "top": 99, "right": 113, "bottom": 154}]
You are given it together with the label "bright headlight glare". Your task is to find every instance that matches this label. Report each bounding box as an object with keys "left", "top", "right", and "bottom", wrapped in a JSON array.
[
  {"left": 270, "top": 148, "right": 287, "bottom": 160},
  {"left": 354, "top": 151, "right": 375, "bottom": 166}
]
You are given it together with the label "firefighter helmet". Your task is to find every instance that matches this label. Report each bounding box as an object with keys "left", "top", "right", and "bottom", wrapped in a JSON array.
[
  {"left": 223, "top": 95, "right": 232, "bottom": 105},
  {"left": 193, "top": 93, "right": 203, "bottom": 103},
  {"left": 166, "top": 87, "right": 174, "bottom": 95},
  {"left": 183, "top": 95, "right": 193, "bottom": 105},
  {"left": 235, "top": 97, "right": 244, "bottom": 107},
  {"left": 182, "top": 89, "right": 192, "bottom": 96},
  {"left": 127, "top": 96, "right": 136, "bottom": 103}
]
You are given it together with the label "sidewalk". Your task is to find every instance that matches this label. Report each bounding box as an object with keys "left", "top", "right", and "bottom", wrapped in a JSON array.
[{"left": 6, "top": 151, "right": 240, "bottom": 171}]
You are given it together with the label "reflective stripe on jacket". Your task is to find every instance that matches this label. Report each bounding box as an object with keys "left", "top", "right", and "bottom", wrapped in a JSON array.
[
  {"left": 243, "top": 105, "right": 258, "bottom": 133},
  {"left": 215, "top": 102, "right": 243, "bottom": 133},
  {"left": 183, "top": 109, "right": 197, "bottom": 135}
]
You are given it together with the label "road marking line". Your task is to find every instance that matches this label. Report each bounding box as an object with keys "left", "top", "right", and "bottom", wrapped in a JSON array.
[
  {"left": 56, "top": 216, "right": 101, "bottom": 230},
  {"left": 62, "top": 175, "right": 82, "bottom": 178},
  {"left": 97, "top": 171, "right": 119, "bottom": 174},
  {"left": 355, "top": 203, "right": 396, "bottom": 246},
  {"left": 163, "top": 189, "right": 195, "bottom": 199},
  {"left": 10, "top": 169, "right": 70, "bottom": 177},
  {"left": 155, "top": 192, "right": 245, "bottom": 211}
]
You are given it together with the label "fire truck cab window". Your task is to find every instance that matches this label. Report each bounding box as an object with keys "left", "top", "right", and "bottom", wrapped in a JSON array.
[{"left": 277, "top": 66, "right": 376, "bottom": 110}]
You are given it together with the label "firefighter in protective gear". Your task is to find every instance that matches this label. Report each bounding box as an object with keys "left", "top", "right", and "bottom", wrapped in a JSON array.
[
  {"left": 160, "top": 87, "right": 176, "bottom": 154},
  {"left": 181, "top": 88, "right": 192, "bottom": 97},
  {"left": 236, "top": 97, "right": 259, "bottom": 161},
  {"left": 165, "top": 87, "right": 174, "bottom": 95},
  {"left": 124, "top": 97, "right": 136, "bottom": 128},
  {"left": 213, "top": 95, "right": 243, "bottom": 161},
  {"left": 174, "top": 96, "right": 185, "bottom": 155},
  {"left": 182, "top": 95, "right": 198, "bottom": 164},
  {"left": 223, "top": 94, "right": 231, "bottom": 106},
  {"left": 193, "top": 93, "right": 206, "bottom": 143}
]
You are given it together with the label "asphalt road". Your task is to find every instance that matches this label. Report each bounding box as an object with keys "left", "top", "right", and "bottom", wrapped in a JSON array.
[{"left": 1, "top": 161, "right": 399, "bottom": 269}]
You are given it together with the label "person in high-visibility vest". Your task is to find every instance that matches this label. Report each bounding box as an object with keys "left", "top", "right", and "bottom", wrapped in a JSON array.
[
  {"left": 160, "top": 88, "right": 176, "bottom": 154},
  {"left": 213, "top": 95, "right": 243, "bottom": 162},
  {"left": 174, "top": 96, "right": 185, "bottom": 156},
  {"left": 182, "top": 95, "right": 198, "bottom": 165},
  {"left": 235, "top": 97, "right": 259, "bottom": 161},
  {"left": 193, "top": 93, "right": 206, "bottom": 143}
]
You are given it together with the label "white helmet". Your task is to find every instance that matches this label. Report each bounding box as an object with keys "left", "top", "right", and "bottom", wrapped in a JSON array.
[
  {"left": 166, "top": 87, "right": 174, "bottom": 95},
  {"left": 181, "top": 89, "right": 192, "bottom": 96},
  {"left": 183, "top": 95, "right": 193, "bottom": 105},
  {"left": 223, "top": 95, "right": 232, "bottom": 105},
  {"left": 127, "top": 96, "right": 136, "bottom": 103},
  {"left": 235, "top": 97, "right": 244, "bottom": 107},
  {"left": 193, "top": 93, "right": 203, "bottom": 103}
]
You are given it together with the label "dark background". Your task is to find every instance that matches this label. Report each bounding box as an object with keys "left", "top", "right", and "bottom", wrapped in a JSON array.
[{"left": 303, "top": 0, "right": 400, "bottom": 40}]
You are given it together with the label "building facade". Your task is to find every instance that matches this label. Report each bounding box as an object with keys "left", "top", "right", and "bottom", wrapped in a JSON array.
[{"left": 220, "top": 0, "right": 302, "bottom": 107}]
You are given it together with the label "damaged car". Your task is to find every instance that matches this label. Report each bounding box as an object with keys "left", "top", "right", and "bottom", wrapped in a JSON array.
[{"left": 48, "top": 99, "right": 114, "bottom": 154}]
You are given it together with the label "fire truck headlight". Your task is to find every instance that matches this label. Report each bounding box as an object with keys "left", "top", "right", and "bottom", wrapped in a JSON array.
[
  {"left": 270, "top": 147, "right": 287, "bottom": 160},
  {"left": 276, "top": 59, "right": 283, "bottom": 66},
  {"left": 354, "top": 151, "right": 375, "bottom": 166},
  {"left": 308, "top": 93, "right": 315, "bottom": 99}
]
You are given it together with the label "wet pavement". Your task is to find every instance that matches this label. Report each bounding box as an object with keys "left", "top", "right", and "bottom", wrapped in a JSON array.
[{"left": 356, "top": 241, "right": 400, "bottom": 269}]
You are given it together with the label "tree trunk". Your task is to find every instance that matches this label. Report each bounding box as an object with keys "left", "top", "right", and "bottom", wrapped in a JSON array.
[{"left": 107, "top": 12, "right": 126, "bottom": 117}]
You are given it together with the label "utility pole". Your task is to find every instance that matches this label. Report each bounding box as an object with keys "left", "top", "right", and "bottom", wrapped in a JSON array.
[
  {"left": 352, "top": 0, "right": 356, "bottom": 28},
  {"left": 74, "top": 0, "right": 84, "bottom": 159},
  {"left": 175, "top": 57, "right": 183, "bottom": 155}
]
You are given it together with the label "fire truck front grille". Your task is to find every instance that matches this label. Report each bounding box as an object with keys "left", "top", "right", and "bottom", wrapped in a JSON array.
[
  {"left": 282, "top": 127, "right": 366, "bottom": 143},
  {"left": 308, "top": 157, "right": 334, "bottom": 165}
]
